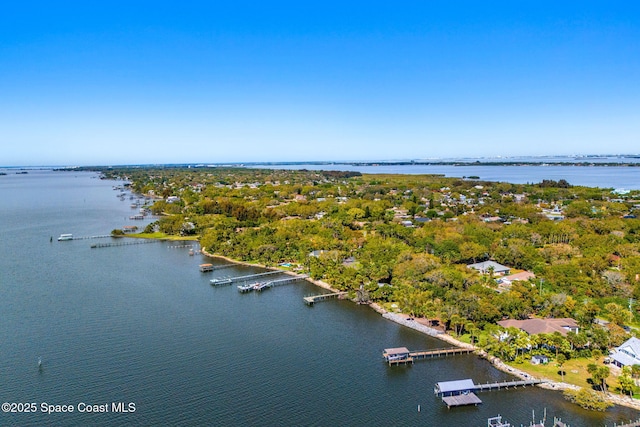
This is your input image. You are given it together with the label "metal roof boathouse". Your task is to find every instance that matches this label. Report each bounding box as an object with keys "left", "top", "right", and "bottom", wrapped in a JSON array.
[{"left": 434, "top": 379, "right": 483, "bottom": 408}]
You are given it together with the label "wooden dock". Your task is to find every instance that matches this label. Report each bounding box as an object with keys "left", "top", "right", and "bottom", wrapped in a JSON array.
[
  {"left": 91, "top": 240, "right": 157, "bottom": 248},
  {"left": 605, "top": 420, "right": 640, "bottom": 427},
  {"left": 304, "top": 292, "right": 348, "bottom": 306},
  {"left": 238, "top": 275, "right": 310, "bottom": 293},
  {"left": 63, "top": 235, "right": 112, "bottom": 240},
  {"left": 410, "top": 347, "right": 475, "bottom": 359},
  {"left": 210, "top": 264, "right": 237, "bottom": 271},
  {"left": 442, "top": 392, "right": 483, "bottom": 408},
  {"left": 433, "top": 378, "right": 546, "bottom": 409},
  {"left": 473, "top": 378, "right": 544, "bottom": 392},
  {"left": 383, "top": 347, "right": 474, "bottom": 365},
  {"left": 228, "top": 270, "right": 283, "bottom": 283}
]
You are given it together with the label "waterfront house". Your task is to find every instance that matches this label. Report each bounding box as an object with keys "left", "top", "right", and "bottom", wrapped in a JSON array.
[
  {"left": 497, "top": 318, "right": 579, "bottom": 336},
  {"left": 610, "top": 337, "right": 640, "bottom": 367}
]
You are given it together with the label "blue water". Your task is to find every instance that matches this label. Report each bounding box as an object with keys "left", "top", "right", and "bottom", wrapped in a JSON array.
[
  {"left": 254, "top": 163, "right": 640, "bottom": 190},
  {"left": 1, "top": 170, "right": 638, "bottom": 426}
]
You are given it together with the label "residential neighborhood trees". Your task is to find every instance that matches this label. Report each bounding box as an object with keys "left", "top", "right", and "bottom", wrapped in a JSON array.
[{"left": 93, "top": 165, "right": 640, "bottom": 402}]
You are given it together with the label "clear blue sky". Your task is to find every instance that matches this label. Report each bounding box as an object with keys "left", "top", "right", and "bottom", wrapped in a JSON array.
[{"left": 1, "top": 1, "right": 639, "bottom": 166}]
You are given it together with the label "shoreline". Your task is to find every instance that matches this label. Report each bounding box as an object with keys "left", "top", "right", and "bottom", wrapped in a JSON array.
[{"left": 200, "top": 248, "right": 640, "bottom": 411}]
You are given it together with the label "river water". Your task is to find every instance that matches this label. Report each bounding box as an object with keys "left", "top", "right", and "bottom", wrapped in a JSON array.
[
  {"left": 1, "top": 169, "right": 638, "bottom": 426},
  {"left": 254, "top": 163, "right": 640, "bottom": 190}
]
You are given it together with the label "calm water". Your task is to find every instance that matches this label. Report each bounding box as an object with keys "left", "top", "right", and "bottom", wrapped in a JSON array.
[
  {"left": 1, "top": 170, "right": 639, "bottom": 426},
  {"left": 257, "top": 163, "right": 640, "bottom": 190}
]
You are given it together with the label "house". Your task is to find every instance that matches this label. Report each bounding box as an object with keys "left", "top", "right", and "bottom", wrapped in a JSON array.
[
  {"left": 499, "top": 271, "right": 536, "bottom": 286},
  {"left": 467, "top": 261, "right": 511, "bottom": 276},
  {"left": 531, "top": 355, "right": 549, "bottom": 365},
  {"left": 610, "top": 337, "right": 640, "bottom": 367},
  {"left": 497, "top": 318, "right": 579, "bottom": 336}
]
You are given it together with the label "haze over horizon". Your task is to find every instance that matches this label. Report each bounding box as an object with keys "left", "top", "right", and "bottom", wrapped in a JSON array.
[{"left": 1, "top": 2, "right": 639, "bottom": 167}]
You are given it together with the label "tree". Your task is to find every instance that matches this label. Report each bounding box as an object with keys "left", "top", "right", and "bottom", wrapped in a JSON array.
[
  {"left": 618, "top": 366, "right": 635, "bottom": 396},
  {"left": 590, "top": 366, "right": 610, "bottom": 393},
  {"left": 605, "top": 302, "right": 632, "bottom": 327},
  {"left": 563, "top": 388, "right": 612, "bottom": 411},
  {"left": 556, "top": 354, "right": 567, "bottom": 382}
]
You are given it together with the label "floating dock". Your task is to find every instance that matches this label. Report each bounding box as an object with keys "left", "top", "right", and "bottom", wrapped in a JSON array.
[{"left": 304, "top": 292, "right": 348, "bottom": 306}]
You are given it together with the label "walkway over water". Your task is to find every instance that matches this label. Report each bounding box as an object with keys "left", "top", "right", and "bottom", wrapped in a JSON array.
[
  {"left": 472, "top": 378, "right": 545, "bottom": 392},
  {"left": 383, "top": 347, "right": 475, "bottom": 366},
  {"left": 61, "top": 235, "right": 112, "bottom": 240},
  {"left": 434, "top": 378, "right": 546, "bottom": 408},
  {"left": 91, "top": 240, "right": 158, "bottom": 248},
  {"left": 228, "top": 270, "right": 283, "bottom": 283},
  {"left": 304, "top": 292, "right": 348, "bottom": 306},
  {"left": 210, "top": 264, "right": 236, "bottom": 271},
  {"left": 609, "top": 420, "right": 640, "bottom": 427},
  {"left": 238, "top": 275, "right": 310, "bottom": 293}
]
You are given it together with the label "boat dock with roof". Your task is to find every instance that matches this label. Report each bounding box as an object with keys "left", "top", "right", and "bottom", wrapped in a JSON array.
[
  {"left": 382, "top": 346, "right": 474, "bottom": 366},
  {"left": 433, "top": 377, "right": 547, "bottom": 408}
]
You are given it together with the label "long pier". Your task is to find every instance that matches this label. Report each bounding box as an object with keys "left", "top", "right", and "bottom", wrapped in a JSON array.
[
  {"left": 608, "top": 420, "right": 640, "bottom": 427},
  {"left": 269, "top": 275, "right": 309, "bottom": 287},
  {"left": 59, "top": 235, "right": 112, "bottom": 240},
  {"left": 91, "top": 240, "right": 158, "bottom": 248},
  {"left": 472, "top": 378, "right": 545, "bottom": 392},
  {"left": 304, "top": 292, "right": 348, "bottom": 306},
  {"left": 433, "top": 378, "right": 547, "bottom": 409},
  {"left": 211, "top": 264, "right": 237, "bottom": 271},
  {"left": 228, "top": 270, "right": 283, "bottom": 283},
  {"left": 411, "top": 347, "right": 475, "bottom": 360},
  {"left": 237, "top": 274, "right": 310, "bottom": 293},
  {"left": 383, "top": 347, "right": 475, "bottom": 366}
]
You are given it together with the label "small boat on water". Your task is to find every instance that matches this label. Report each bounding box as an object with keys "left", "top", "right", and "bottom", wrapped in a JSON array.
[
  {"left": 237, "top": 283, "right": 254, "bottom": 293},
  {"left": 210, "top": 278, "right": 232, "bottom": 286},
  {"left": 253, "top": 282, "right": 271, "bottom": 291},
  {"left": 57, "top": 234, "right": 73, "bottom": 241}
]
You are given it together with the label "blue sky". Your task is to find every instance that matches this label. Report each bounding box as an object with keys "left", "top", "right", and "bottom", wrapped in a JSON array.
[{"left": 1, "top": 1, "right": 639, "bottom": 166}]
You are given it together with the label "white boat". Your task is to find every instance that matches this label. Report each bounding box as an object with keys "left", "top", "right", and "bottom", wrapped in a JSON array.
[
  {"left": 210, "top": 278, "right": 232, "bottom": 286},
  {"left": 57, "top": 234, "right": 73, "bottom": 241}
]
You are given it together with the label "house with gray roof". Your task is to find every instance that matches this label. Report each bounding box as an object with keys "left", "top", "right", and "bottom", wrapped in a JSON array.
[
  {"left": 611, "top": 337, "right": 640, "bottom": 367},
  {"left": 467, "top": 260, "right": 511, "bottom": 276}
]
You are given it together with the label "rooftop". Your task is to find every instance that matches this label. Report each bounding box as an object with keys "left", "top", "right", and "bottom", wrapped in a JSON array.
[{"left": 497, "top": 318, "right": 578, "bottom": 336}]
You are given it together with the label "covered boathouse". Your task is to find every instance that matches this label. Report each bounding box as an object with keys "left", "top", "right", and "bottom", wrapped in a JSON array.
[
  {"left": 382, "top": 347, "right": 412, "bottom": 366},
  {"left": 434, "top": 379, "right": 483, "bottom": 408}
]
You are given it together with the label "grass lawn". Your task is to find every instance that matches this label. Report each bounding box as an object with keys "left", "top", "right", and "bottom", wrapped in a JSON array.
[
  {"left": 514, "top": 357, "right": 597, "bottom": 389},
  {"left": 129, "top": 232, "right": 199, "bottom": 241},
  {"left": 510, "top": 356, "right": 633, "bottom": 397}
]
